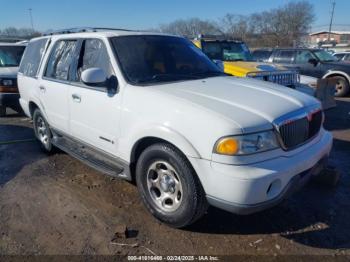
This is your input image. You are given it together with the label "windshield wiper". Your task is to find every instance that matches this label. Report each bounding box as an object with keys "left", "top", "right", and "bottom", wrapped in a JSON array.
[
  {"left": 135, "top": 73, "right": 201, "bottom": 84},
  {"left": 190, "top": 70, "right": 226, "bottom": 77}
]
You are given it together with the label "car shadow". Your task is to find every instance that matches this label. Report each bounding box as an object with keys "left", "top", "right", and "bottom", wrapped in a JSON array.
[{"left": 0, "top": 124, "right": 45, "bottom": 186}]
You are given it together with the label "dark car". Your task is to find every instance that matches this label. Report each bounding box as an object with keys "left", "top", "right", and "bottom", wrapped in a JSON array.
[
  {"left": 333, "top": 52, "right": 350, "bottom": 62},
  {"left": 266, "top": 48, "right": 350, "bottom": 97},
  {"left": 251, "top": 48, "right": 273, "bottom": 62}
]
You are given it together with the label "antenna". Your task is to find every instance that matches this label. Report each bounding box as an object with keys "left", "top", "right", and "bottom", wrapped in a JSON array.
[
  {"left": 28, "top": 8, "right": 34, "bottom": 31},
  {"left": 328, "top": 0, "right": 336, "bottom": 41}
]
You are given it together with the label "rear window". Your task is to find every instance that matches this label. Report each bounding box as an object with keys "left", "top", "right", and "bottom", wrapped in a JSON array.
[
  {"left": 273, "top": 50, "right": 295, "bottom": 64},
  {"left": 19, "top": 38, "right": 49, "bottom": 77},
  {"left": 0, "top": 46, "right": 25, "bottom": 67}
]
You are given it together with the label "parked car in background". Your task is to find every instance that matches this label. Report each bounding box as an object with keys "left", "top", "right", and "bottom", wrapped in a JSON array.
[
  {"left": 18, "top": 28, "right": 333, "bottom": 228},
  {"left": 192, "top": 36, "right": 299, "bottom": 88},
  {"left": 0, "top": 42, "right": 26, "bottom": 116},
  {"left": 333, "top": 52, "right": 350, "bottom": 62},
  {"left": 251, "top": 48, "right": 273, "bottom": 62},
  {"left": 266, "top": 48, "right": 350, "bottom": 97}
]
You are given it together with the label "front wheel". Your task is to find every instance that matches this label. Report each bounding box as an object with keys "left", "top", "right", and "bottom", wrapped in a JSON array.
[
  {"left": 33, "top": 109, "right": 55, "bottom": 153},
  {"left": 136, "top": 143, "right": 208, "bottom": 228}
]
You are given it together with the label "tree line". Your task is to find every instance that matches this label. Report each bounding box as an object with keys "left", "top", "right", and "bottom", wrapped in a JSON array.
[
  {"left": 0, "top": 1, "right": 314, "bottom": 47},
  {"left": 159, "top": 1, "right": 315, "bottom": 47}
]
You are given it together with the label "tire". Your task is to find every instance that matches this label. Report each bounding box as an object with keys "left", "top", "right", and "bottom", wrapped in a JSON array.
[
  {"left": 0, "top": 106, "right": 6, "bottom": 117},
  {"left": 332, "top": 76, "right": 349, "bottom": 97},
  {"left": 136, "top": 143, "right": 208, "bottom": 228},
  {"left": 33, "top": 109, "right": 55, "bottom": 153},
  {"left": 313, "top": 166, "right": 340, "bottom": 188}
]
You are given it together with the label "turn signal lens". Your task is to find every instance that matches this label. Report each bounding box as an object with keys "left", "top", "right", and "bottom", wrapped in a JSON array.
[{"left": 215, "top": 138, "right": 239, "bottom": 155}]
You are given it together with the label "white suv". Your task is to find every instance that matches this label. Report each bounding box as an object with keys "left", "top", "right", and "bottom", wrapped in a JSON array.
[{"left": 18, "top": 28, "right": 333, "bottom": 228}]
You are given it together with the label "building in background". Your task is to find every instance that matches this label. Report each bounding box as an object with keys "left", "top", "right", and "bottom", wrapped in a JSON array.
[{"left": 309, "top": 31, "right": 350, "bottom": 51}]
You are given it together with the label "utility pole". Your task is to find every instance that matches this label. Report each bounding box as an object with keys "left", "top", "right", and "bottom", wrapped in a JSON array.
[
  {"left": 327, "top": 0, "right": 336, "bottom": 41},
  {"left": 28, "top": 8, "right": 34, "bottom": 31}
]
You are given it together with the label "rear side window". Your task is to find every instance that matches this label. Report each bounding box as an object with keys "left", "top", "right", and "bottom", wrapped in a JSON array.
[
  {"left": 252, "top": 50, "right": 272, "bottom": 62},
  {"left": 45, "top": 40, "right": 78, "bottom": 81},
  {"left": 273, "top": 50, "right": 295, "bottom": 64},
  {"left": 19, "top": 38, "right": 48, "bottom": 77}
]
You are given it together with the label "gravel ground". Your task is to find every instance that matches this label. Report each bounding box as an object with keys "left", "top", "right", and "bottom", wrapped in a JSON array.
[{"left": 0, "top": 98, "right": 349, "bottom": 258}]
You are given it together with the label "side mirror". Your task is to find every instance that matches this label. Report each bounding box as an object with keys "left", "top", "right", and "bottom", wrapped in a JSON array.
[
  {"left": 308, "top": 58, "right": 318, "bottom": 66},
  {"left": 81, "top": 67, "right": 108, "bottom": 86}
]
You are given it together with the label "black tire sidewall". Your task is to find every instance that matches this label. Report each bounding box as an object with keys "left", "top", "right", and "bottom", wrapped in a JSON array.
[
  {"left": 136, "top": 144, "right": 201, "bottom": 227},
  {"left": 33, "top": 109, "right": 53, "bottom": 152}
]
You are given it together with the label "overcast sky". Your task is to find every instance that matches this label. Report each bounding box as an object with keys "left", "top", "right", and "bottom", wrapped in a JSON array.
[{"left": 1, "top": 0, "right": 349, "bottom": 32}]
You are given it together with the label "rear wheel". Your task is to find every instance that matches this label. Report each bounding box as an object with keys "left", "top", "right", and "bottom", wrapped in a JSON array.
[
  {"left": 33, "top": 109, "right": 55, "bottom": 153},
  {"left": 136, "top": 143, "right": 208, "bottom": 228},
  {"left": 332, "top": 76, "right": 349, "bottom": 97},
  {"left": 0, "top": 106, "right": 6, "bottom": 117}
]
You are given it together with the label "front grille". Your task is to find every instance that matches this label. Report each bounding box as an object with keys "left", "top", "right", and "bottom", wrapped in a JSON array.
[
  {"left": 247, "top": 70, "right": 298, "bottom": 87},
  {"left": 278, "top": 110, "right": 323, "bottom": 149}
]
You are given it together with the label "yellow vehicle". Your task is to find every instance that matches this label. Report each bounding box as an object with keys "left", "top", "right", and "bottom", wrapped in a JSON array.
[{"left": 192, "top": 35, "right": 299, "bottom": 88}]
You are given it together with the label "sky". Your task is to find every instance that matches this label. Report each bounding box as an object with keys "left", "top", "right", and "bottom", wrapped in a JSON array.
[{"left": 1, "top": 0, "right": 350, "bottom": 32}]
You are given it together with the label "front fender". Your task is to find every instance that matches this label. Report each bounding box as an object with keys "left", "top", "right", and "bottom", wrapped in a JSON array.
[
  {"left": 323, "top": 70, "right": 350, "bottom": 82},
  {"left": 123, "top": 125, "right": 202, "bottom": 163}
]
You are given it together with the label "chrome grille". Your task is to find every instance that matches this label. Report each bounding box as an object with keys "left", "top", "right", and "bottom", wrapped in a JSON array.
[
  {"left": 275, "top": 109, "right": 323, "bottom": 150},
  {"left": 247, "top": 70, "right": 299, "bottom": 87}
]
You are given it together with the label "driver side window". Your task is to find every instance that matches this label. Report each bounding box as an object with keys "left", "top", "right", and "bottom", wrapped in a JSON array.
[
  {"left": 74, "top": 39, "right": 114, "bottom": 84},
  {"left": 295, "top": 50, "right": 316, "bottom": 63}
]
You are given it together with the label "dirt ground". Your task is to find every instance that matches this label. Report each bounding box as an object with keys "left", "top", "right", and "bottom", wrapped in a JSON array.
[{"left": 0, "top": 98, "right": 349, "bottom": 258}]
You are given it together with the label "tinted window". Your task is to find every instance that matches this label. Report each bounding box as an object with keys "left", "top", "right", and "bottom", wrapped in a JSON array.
[
  {"left": 0, "top": 46, "right": 25, "bottom": 67},
  {"left": 202, "top": 41, "right": 253, "bottom": 61},
  {"left": 75, "top": 39, "right": 113, "bottom": 82},
  {"left": 45, "top": 40, "right": 78, "bottom": 81},
  {"left": 252, "top": 50, "right": 272, "bottom": 62},
  {"left": 19, "top": 38, "right": 48, "bottom": 77},
  {"left": 111, "top": 35, "right": 223, "bottom": 84},
  {"left": 295, "top": 50, "right": 317, "bottom": 63},
  {"left": 273, "top": 50, "right": 295, "bottom": 63},
  {"left": 344, "top": 54, "right": 350, "bottom": 61}
]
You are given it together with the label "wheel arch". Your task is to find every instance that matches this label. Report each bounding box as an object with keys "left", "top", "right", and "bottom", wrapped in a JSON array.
[{"left": 323, "top": 70, "right": 350, "bottom": 83}]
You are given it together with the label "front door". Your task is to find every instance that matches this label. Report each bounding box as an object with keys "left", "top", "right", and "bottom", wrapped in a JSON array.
[{"left": 68, "top": 38, "right": 121, "bottom": 155}]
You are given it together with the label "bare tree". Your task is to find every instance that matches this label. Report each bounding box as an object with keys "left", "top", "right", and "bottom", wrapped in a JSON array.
[
  {"left": 159, "top": 18, "right": 222, "bottom": 37},
  {"left": 0, "top": 27, "right": 41, "bottom": 40}
]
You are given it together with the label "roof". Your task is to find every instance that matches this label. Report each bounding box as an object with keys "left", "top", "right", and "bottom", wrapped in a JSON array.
[
  {"left": 310, "top": 31, "right": 350, "bottom": 36},
  {"left": 0, "top": 42, "right": 27, "bottom": 46},
  {"left": 32, "top": 29, "right": 175, "bottom": 42}
]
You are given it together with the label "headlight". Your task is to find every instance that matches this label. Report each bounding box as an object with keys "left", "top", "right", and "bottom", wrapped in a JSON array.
[{"left": 214, "top": 130, "right": 279, "bottom": 156}]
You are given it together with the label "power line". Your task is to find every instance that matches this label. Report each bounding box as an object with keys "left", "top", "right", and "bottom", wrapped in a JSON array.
[
  {"left": 28, "top": 8, "right": 34, "bottom": 31},
  {"left": 328, "top": 0, "right": 336, "bottom": 40}
]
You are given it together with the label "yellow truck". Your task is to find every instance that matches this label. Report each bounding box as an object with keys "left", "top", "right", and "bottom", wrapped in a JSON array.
[
  {"left": 192, "top": 35, "right": 335, "bottom": 109},
  {"left": 192, "top": 35, "right": 299, "bottom": 87}
]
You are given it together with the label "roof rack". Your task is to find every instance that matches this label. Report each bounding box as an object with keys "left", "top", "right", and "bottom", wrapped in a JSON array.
[
  {"left": 43, "top": 27, "right": 137, "bottom": 36},
  {"left": 193, "top": 34, "right": 243, "bottom": 42}
]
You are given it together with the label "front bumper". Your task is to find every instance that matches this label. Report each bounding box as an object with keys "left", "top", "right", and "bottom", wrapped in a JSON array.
[
  {"left": 189, "top": 129, "right": 333, "bottom": 215},
  {"left": 0, "top": 93, "right": 20, "bottom": 109}
]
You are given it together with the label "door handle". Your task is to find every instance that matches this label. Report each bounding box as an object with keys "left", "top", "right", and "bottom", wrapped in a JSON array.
[
  {"left": 39, "top": 86, "right": 46, "bottom": 92},
  {"left": 72, "top": 94, "right": 81, "bottom": 103}
]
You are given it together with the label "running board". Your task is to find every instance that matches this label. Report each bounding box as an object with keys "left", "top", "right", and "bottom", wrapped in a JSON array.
[{"left": 51, "top": 134, "right": 130, "bottom": 180}]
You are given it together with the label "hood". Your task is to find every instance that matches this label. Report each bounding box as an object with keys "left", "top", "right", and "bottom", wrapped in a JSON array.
[
  {"left": 222, "top": 61, "right": 288, "bottom": 77},
  {"left": 322, "top": 60, "right": 350, "bottom": 68},
  {"left": 152, "top": 76, "right": 320, "bottom": 133},
  {"left": 0, "top": 67, "right": 18, "bottom": 78}
]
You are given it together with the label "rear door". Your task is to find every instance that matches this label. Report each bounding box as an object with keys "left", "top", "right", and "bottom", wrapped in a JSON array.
[
  {"left": 39, "top": 40, "right": 79, "bottom": 133},
  {"left": 68, "top": 38, "right": 121, "bottom": 155}
]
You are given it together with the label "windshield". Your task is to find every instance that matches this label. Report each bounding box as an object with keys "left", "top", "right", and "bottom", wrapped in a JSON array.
[
  {"left": 313, "top": 49, "right": 338, "bottom": 62},
  {"left": 0, "top": 46, "right": 26, "bottom": 67},
  {"left": 110, "top": 35, "right": 224, "bottom": 84},
  {"left": 201, "top": 41, "right": 253, "bottom": 62}
]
